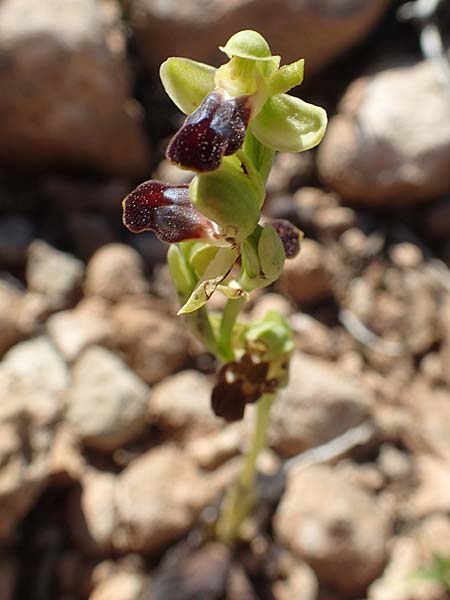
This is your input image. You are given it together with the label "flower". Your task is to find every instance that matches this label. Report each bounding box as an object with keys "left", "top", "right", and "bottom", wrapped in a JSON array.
[
  {"left": 122, "top": 180, "right": 220, "bottom": 244},
  {"left": 161, "top": 30, "right": 327, "bottom": 173}
]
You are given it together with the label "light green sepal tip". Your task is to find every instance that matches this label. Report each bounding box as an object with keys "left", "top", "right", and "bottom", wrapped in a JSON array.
[
  {"left": 178, "top": 247, "right": 238, "bottom": 314},
  {"left": 219, "top": 30, "right": 274, "bottom": 62},
  {"left": 269, "top": 59, "right": 304, "bottom": 95},
  {"left": 251, "top": 94, "right": 328, "bottom": 153},
  {"left": 160, "top": 57, "right": 216, "bottom": 115}
]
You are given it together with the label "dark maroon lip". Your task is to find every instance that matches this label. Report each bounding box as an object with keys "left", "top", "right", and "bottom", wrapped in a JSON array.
[
  {"left": 166, "top": 90, "right": 251, "bottom": 173},
  {"left": 122, "top": 180, "right": 217, "bottom": 244}
]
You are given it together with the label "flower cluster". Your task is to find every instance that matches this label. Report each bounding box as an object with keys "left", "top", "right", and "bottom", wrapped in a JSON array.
[{"left": 123, "top": 30, "right": 327, "bottom": 420}]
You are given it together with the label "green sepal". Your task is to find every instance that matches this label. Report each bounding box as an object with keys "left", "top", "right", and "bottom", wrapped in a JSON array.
[
  {"left": 269, "top": 59, "right": 304, "bottom": 95},
  {"left": 190, "top": 156, "right": 263, "bottom": 243},
  {"left": 178, "top": 247, "right": 238, "bottom": 314},
  {"left": 240, "top": 224, "right": 285, "bottom": 290},
  {"left": 250, "top": 94, "right": 327, "bottom": 153},
  {"left": 258, "top": 224, "right": 285, "bottom": 282},
  {"left": 160, "top": 57, "right": 216, "bottom": 115},
  {"left": 245, "top": 310, "right": 294, "bottom": 362},
  {"left": 167, "top": 243, "right": 196, "bottom": 299},
  {"left": 189, "top": 243, "right": 219, "bottom": 278},
  {"left": 219, "top": 30, "right": 274, "bottom": 61}
]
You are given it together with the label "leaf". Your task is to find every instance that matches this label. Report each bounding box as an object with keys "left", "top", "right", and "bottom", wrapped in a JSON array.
[
  {"left": 160, "top": 57, "right": 216, "bottom": 115},
  {"left": 250, "top": 93, "right": 328, "bottom": 153}
]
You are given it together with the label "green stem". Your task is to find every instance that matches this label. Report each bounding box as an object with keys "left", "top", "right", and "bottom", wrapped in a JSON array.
[
  {"left": 216, "top": 393, "right": 275, "bottom": 544},
  {"left": 217, "top": 297, "right": 245, "bottom": 362}
]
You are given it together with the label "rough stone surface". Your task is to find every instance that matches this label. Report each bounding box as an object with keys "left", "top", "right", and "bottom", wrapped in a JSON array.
[
  {"left": 26, "top": 240, "right": 84, "bottom": 310},
  {"left": 131, "top": 0, "right": 390, "bottom": 75},
  {"left": 0, "top": 278, "right": 22, "bottom": 355},
  {"left": 274, "top": 465, "right": 392, "bottom": 596},
  {"left": 149, "top": 370, "right": 220, "bottom": 437},
  {"left": 278, "top": 239, "right": 332, "bottom": 306},
  {"left": 318, "top": 60, "right": 450, "bottom": 205},
  {"left": 46, "top": 297, "right": 114, "bottom": 362},
  {"left": 89, "top": 571, "right": 146, "bottom": 600},
  {"left": 114, "top": 445, "right": 213, "bottom": 553},
  {"left": 84, "top": 244, "right": 149, "bottom": 302},
  {"left": 273, "top": 554, "right": 318, "bottom": 600},
  {"left": 66, "top": 346, "right": 150, "bottom": 452},
  {"left": 0, "top": 336, "right": 68, "bottom": 425},
  {"left": 368, "top": 515, "right": 450, "bottom": 600},
  {"left": 268, "top": 352, "right": 373, "bottom": 456},
  {"left": 112, "top": 296, "right": 189, "bottom": 384},
  {"left": 69, "top": 469, "right": 117, "bottom": 554},
  {"left": 0, "top": 0, "right": 149, "bottom": 176}
]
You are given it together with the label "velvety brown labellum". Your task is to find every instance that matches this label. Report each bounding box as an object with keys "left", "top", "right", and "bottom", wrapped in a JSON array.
[
  {"left": 166, "top": 90, "right": 251, "bottom": 172},
  {"left": 211, "top": 354, "right": 278, "bottom": 422},
  {"left": 122, "top": 180, "right": 217, "bottom": 243},
  {"left": 267, "top": 218, "right": 301, "bottom": 259}
]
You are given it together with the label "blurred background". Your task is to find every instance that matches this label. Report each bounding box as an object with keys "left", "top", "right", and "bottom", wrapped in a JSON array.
[{"left": 1, "top": 0, "right": 450, "bottom": 599}]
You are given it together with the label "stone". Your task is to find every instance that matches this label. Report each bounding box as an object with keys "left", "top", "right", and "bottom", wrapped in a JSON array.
[
  {"left": 149, "top": 370, "right": 220, "bottom": 438},
  {"left": 368, "top": 515, "right": 450, "bottom": 600},
  {"left": 89, "top": 571, "right": 146, "bottom": 600},
  {"left": 318, "top": 60, "right": 450, "bottom": 205},
  {"left": 114, "top": 445, "right": 213, "bottom": 553},
  {"left": 273, "top": 555, "right": 318, "bottom": 600},
  {"left": 186, "top": 425, "right": 243, "bottom": 469},
  {"left": 16, "top": 292, "right": 53, "bottom": 336},
  {"left": 26, "top": 240, "right": 84, "bottom": 310},
  {"left": 250, "top": 293, "right": 294, "bottom": 322},
  {"left": 0, "top": 0, "right": 149, "bottom": 176},
  {"left": 84, "top": 244, "right": 149, "bottom": 302},
  {"left": 277, "top": 239, "right": 332, "bottom": 306},
  {"left": 274, "top": 465, "right": 392, "bottom": 596},
  {"left": 403, "top": 382, "right": 450, "bottom": 462},
  {"left": 69, "top": 469, "right": 117, "bottom": 554},
  {"left": 0, "top": 278, "right": 22, "bottom": 355},
  {"left": 112, "top": 296, "right": 189, "bottom": 384},
  {"left": 292, "top": 187, "right": 356, "bottom": 238},
  {"left": 404, "top": 455, "right": 450, "bottom": 519},
  {"left": 268, "top": 352, "right": 373, "bottom": 456},
  {"left": 66, "top": 346, "right": 149, "bottom": 452},
  {"left": 131, "top": 0, "right": 390, "bottom": 76},
  {"left": 0, "top": 336, "right": 68, "bottom": 426},
  {"left": 46, "top": 297, "right": 114, "bottom": 362}
]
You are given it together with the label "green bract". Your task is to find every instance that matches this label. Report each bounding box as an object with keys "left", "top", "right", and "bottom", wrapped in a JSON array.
[{"left": 160, "top": 29, "right": 327, "bottom": 154}]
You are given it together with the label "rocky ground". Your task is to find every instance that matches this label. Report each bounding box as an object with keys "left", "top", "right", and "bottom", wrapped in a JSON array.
[{"left": 1, "top": 0, "right": 450, "bottom": 599}]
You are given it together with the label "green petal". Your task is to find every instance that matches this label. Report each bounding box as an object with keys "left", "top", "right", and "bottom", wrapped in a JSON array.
[
  {"left": 251, "top": 94, "right": 327, "bottom": 153},
  {"left": 160, "top": 57, "right": 216, "bottom": 115},
  {"left": 219, "top": 30, "right": 274, "bottom": 61},
  {"left": 269, "top": 59, "right": 304, "bottom": 95}
]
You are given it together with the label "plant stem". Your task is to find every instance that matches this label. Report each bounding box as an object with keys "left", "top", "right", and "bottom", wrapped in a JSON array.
[
  {"left": 217, "top": 297, "right": 245, "bottom": 362},
  {"left": 184, "top": 307, "right": 218, "bottom": 357},
  {"left": 216, "top": 392, "right": 275, "bottom": 544}
]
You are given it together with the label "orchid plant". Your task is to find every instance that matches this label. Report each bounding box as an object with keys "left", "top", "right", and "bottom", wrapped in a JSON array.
[{"left": 123, "top": 30, "right": 327, "bottom": 543}]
